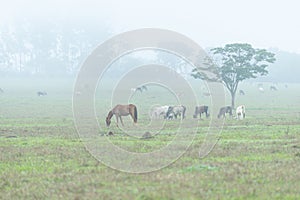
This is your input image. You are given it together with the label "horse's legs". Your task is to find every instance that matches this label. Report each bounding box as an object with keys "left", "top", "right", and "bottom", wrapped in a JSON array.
[
  {"left": 151, "top": 112, "right": 156, "bottom": 119},
  {"left": 154, "top": 111, "right": 159, "bottom": 119},
  {"left": 115, "top": 115, "right": 119, "bottom": 127},
  {"left": 120, "top": 116, "right": 124, "bottom": 126}
]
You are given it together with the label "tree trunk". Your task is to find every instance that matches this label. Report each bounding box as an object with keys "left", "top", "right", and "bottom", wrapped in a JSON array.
[{"left": 231, "top": 91, "right": 235, "bottom": 109}]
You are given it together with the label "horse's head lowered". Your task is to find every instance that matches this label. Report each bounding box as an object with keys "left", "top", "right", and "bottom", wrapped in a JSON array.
[{"left": 106, "top": 117, "right": 111, "bottom": 127}]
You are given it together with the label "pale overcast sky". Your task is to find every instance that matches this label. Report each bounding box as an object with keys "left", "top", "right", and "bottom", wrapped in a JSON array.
[{"left": 1, "top": 0, "right": 300, "bottom": 53}]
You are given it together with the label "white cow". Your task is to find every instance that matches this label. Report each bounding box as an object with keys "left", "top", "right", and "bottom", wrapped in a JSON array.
[{"left": 236, "top": 105, "right": 246, "bottom": 120}]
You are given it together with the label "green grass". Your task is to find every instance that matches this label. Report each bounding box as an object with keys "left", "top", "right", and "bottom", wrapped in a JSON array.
[{"left": 0, "top": 79, "right": 300, "bottom": 199}]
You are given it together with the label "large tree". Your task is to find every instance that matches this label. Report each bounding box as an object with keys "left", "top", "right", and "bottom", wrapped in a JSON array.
[{"left": 192, "top": 43, "right": 276, "bottom": 108}]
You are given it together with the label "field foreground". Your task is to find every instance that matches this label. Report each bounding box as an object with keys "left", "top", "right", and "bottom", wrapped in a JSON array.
[{"left": 0, "top": 80, "right": 300, "bottom": 199}]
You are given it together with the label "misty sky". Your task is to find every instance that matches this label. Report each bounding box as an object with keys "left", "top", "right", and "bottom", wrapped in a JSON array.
[{"left": 1, "top": 0, "right": 300, "bottom": 54}]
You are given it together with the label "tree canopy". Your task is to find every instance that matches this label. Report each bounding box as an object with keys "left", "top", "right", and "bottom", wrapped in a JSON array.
[{"left": 192, "top": 43, "right": 276, "bottom": 108}]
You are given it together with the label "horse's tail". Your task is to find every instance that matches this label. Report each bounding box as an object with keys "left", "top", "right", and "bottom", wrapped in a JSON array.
[{"left": 134, "top": 105, "right": 138, "bottom": 123}]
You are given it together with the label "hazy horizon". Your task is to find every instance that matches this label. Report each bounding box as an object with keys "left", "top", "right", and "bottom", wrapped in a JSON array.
[{"left": 1, "top": 0, "right": 300, "bottom": 54}]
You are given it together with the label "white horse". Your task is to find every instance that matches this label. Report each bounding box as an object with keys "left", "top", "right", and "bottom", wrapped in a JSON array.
[
  {"left": 150, "top": 105, "right": 170, "bottom": 119},
  {"left": 236, "top": 105, "right": 246, "bottom": 120}
]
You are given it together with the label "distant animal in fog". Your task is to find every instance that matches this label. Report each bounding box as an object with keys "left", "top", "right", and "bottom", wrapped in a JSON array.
[
  {"left": 203, "top": 92, "right": 211, "bottom": 97},
  {"left": 37, "top": 91, "right": 47, "bottom": 96},
  {"left": 258, "top": 87, "right": 264, "bottom": 93},
  {"left": 236, "top": 105, "right": 245, "bottom": 120},
  {"left": 193, "top": 105, "right": 209, "bottom": 119},
  {"left": 166, "top": 105, "right": 186, "bottom": 119},
  {"left": 270, "top": 86, "right": 278, "bottom": 91},
  {"left": 141, "top": 85, "right": 147, "bottom": 91},
  {"left": 257, "top": 83, "right": 263, "bottom": 88},
  {"left": 218, "top": 106, "right": 232, "bottom": 119},
  {"left": 131, "top": 85, "right": 148, "bottom": 93},
  {"left": 75, "top": 91, "right": 81, "bottom": 96},
  {"left": 105, "top": 104, "right": 137, "bottom": 127},
  {"left": 239, "top": 90, "right": 245, "bottom": 95}
]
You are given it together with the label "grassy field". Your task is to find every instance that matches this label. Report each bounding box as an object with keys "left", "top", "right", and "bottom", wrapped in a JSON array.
[{"left": 0, "top": 78, "right": 300, "bottom": 199}]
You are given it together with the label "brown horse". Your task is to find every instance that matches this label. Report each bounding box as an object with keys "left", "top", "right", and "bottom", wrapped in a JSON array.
[{"left": 106, "top": 104, "right": 138, "bottom": 127}]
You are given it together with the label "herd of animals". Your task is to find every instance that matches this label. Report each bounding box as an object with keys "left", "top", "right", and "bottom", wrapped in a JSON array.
[
  {"left": 104, "top": 83, "right": 282, "bottom": 127},
  {"left": 105, "top": 103, "right": 246, "bottom": 127},
  {"left": 103, "top": 83, "right": 283, "bottom": 127},
  {"left": 0, "top": 83, "right": 280, "bottom": 129}
]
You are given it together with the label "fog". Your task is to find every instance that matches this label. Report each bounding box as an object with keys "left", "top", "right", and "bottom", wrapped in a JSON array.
[{"left": 1, "top": 0, "right": 300, "bottom": 83}]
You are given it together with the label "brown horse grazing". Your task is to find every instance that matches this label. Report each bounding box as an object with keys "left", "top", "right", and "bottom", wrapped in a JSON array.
[
  {"left": 106, "top": 104, "right": 138, "bottom": 127},
  {"left": 193, "top": 105, "right": 209, "bottom": 119}
]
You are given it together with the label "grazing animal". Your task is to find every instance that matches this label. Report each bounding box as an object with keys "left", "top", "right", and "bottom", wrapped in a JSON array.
[
  {"left": 141, "top": 85, "right": 147, "bottom": 91},
  {"left": 285, "top": 84, "right": 288, "bottom": 88},
  {"left": 150, "top": 105, "right": 170, "bottom": 119},
  {"left": 236, "top": 105, "right": 246, "bottom": 120},
  {"left": 203, "top": 92, "right": 211, "bottom": 97},
  {"left": 193, "top": 105, "right": 209, "bottom": 119},
  {"left": 135, "top": 87, "right": 143, "bottom": 93},
  {"left": 75, "top": 91, "right": 82, "bottom": 96},
  {"left": 270, "top": 86, "right": 278, "bottom": 91},
  {"left": 131, "top": 87, "right": 142, "bottom": 93},
  {"left": 37, "top": 91, "right": 47, "bottom": 96},
  {"left": 166, "top": 105, "right": 186, "bottom": 119},
  {"left": 131, "top": 85, "right": 148, "bottom": 93},
  {"left": 105, "top": 104, "right": 137, "bottom": 127},
  {"left": 217, "top": 106, "right": 232, "bottom": 119},
  {"left": 239, "top": 90, "right": 245, "bottom": 95}
]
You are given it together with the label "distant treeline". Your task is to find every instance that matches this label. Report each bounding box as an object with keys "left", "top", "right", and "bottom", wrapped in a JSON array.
[
  {"left": 0, "top": 18, "right": 109, "bottom": 76},
  {"left": 1, "top": 19, "right": 299, "bottom": 83},
  {"left": 256, "top": 49, "right": 300, "bottom": 83}
]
